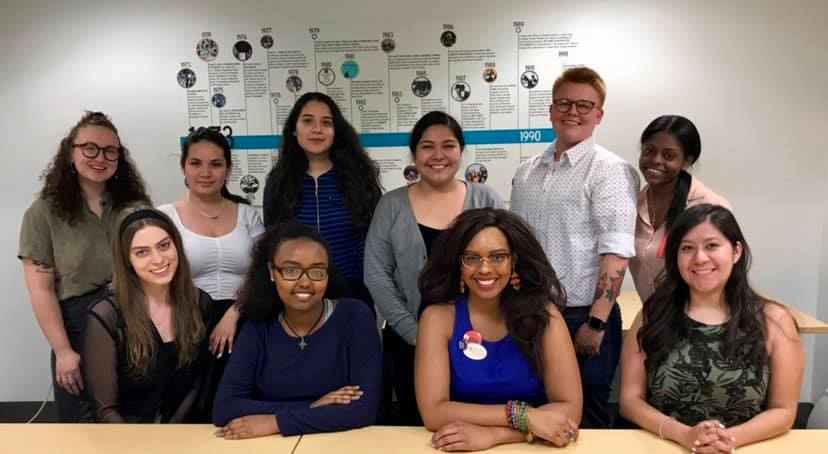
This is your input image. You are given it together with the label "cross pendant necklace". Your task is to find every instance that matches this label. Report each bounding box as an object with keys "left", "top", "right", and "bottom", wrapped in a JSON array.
[{"left": 282, "top": 303, "right": 325, "bottom": 350}]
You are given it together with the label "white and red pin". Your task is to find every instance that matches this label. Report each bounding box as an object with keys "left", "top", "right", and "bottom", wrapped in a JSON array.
[{"left": 458, "top": 329, "right": 487, "bottom": 360}]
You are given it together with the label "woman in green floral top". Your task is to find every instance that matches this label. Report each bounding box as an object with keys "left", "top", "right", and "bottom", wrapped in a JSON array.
[{"left": 620, "top": 204, "right": 803, "bottom": 453}]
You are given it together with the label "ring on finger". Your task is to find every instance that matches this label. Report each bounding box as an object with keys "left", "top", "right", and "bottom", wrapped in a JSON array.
[
  {"left": 67, "top": 375, "right": 76, "bottom": 385},
  {"left": 563, "top": 429, "right": 576, "bottom": 440}
]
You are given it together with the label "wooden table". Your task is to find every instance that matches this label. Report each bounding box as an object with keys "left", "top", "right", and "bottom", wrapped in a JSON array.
[
  {"left": 0, "top": 424, "right": 300, "bottom": 454},
  {"left": 2, "top": 424, "right": 825, "bottom": 453},
  {"left": 292, "top": 426, "right": 828, "bottom": 453},
  {"left": 618, "top": 292, "right": 828, "bottom": 334}
]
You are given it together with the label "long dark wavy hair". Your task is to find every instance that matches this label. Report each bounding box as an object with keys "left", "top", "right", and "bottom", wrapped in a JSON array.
[
  {"left": 237, "top": 222, "right": 335, "bottom": 322},
  {"left": 40, "top": 111, "right": 150, "bottom": 225},
  {"left": 419, "top": 208, "right": 566, "bottom": 374},
  {"left": 111, "top": 207, "right": 205, "bottom": 377},
  {"left": 640, "top": 115, "right": 702, "bottom": 231},
  {"left": 262, "top": 92, "right": 382, "bottom": 233},
  {"left": 180, "top": 127, "right": 249, "bottom": 205},
  {"left": 638, "top": 204, "right": 769, "bottom": 378}
]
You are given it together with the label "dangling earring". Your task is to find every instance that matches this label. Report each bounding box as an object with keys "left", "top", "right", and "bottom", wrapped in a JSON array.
[
  {"left": 184, "top": 177, "right": 189, "bottom": 188},
  {"left": 510, "top": 268, "right": 521, "bottom": 291},
  {"left": 459, "top": 278, "right": 465, "bottom": 294}
]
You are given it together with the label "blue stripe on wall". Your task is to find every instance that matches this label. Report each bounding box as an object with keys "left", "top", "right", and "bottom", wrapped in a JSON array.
[{"left": 179, "top": 128, "right": 556, "bottom": 150}]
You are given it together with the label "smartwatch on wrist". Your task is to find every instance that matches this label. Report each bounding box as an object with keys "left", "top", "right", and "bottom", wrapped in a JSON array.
[{"left": 585, "top": 315, "right": 607, "bottom": 332}]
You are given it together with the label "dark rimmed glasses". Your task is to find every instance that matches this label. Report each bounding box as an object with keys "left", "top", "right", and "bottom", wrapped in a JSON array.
[
  {"left": 73, "top": 142, "right": 121, "bottom": 161},
  {"left": 271, "top": 265, "right": 329, "bottom": 281},
  {"left": 551, "top": 99, "right": 599, "bottom": 115}
]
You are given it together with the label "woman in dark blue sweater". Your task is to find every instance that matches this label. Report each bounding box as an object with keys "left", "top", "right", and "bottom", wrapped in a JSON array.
[
  {"left": 213, "top": 222, "right": 381, "bottom": 439},
  {"left": 262, "top": 92, "right": 382, "bottom": 309}
]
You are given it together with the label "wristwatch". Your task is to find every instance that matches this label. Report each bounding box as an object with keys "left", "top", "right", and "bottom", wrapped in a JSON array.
[{"left": 585, "top": 315, "right": 607, "bottom": 332}]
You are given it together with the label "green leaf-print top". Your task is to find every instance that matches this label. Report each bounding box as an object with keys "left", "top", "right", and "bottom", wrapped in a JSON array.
[{"left": 646, "top": 314, "right": 769, "bottom": 427}]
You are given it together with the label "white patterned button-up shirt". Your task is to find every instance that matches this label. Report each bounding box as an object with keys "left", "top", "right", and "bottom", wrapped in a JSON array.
[{"left": 510, "top": 137, "right": 639, "bottom": 307}]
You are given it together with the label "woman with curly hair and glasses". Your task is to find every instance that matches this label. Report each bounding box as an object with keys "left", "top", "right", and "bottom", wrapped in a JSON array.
[
  {"left": 415, "top": 208, "right": 581, "bottom": 451},
  {"left": 18, "top": 111, "right": 150, "bottom": 422},
  {"left": 620, "top": 204, "right": 803, "bottom": 452},
  {"left": 262, "top": 92, "right": 382, "bottom": 311},
  {"left": 213, "top": 222, "right": 381, "bottom": 439}
]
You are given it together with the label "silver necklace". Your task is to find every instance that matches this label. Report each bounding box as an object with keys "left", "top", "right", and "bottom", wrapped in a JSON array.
[
  {"left": 281, "top": 303, "right": 326, "bottom": 350},
  {"left": 186, "top": 193, "right": 223, "bottom": 220}
]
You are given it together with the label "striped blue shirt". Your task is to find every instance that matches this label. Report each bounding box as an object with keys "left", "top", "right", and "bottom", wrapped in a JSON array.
[{"left": 295, "top": 170, "right": 364, "bottom": 282}]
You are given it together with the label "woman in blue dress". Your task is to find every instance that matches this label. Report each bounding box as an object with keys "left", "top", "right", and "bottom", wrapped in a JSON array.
[{"left": 416, "top": 208, "right": 582, "bottom": 451}]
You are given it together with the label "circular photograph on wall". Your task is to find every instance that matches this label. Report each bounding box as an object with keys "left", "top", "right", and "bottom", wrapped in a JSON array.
[
  {"left": 451, "top": 81, "right": 471, "bottom": 102},
  {"left": 403, "top": 165, "right": 419, "bottom": 184},
  {"left": 411, "top": 76, "right": 432, "bottom": 98},
  {"left": 286, "top": 75, "right": 303, "bottom": 93},
  {"left": 177, "top": 68, "right": 196, "bottom": 89},
  {"left": 482, "top": 67, "right": 498, "bottom": 84},
  {"left": 211, "top": 93, "right": 227, "bottom": 108},
  {"left": 381, "top": 38, "right": 396, "bottom": 53},
  {"left": 440, "top": 30, "right": 457, "bottom": 48},
  {"left": 240, "top": 175, "right": 260, "bottom": 201},
  {"left": 520, "top": 70, "right": 539, "bottom": 89},
  {"left": 233, "top": 40, "right": 253, "bottom": 61},
  {"left": 464, "top": 163, "right": 488, "bottom": 183},
  {"left": 196, "top": 38, "right": 219, "bottom": 62},
  {"left": 318, "top": 67, "right": 336, "bottom": 86},
  {"left": 261, "top": 34, "right": 274, "bottom": 49},
  {"left": 341, "top": 60, "right": 360, "bottom": 79}
]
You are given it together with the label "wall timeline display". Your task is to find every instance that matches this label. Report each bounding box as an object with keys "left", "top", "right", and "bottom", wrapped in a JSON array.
[{"left": 178, "top": 20, "right": 582, "bottom": 207}]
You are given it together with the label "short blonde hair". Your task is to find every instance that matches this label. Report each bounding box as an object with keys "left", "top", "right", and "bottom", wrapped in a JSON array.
[{"left": 552, "top": 66, "right": 607, "bottom": 106}]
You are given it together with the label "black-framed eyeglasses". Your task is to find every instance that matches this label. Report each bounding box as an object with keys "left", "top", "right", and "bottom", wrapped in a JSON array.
[
  {"left": 551, "top": 99, "right": 599, "bottom": 115},
  {"left": 460, "top": 253, "right": 512, "bottom": 269},
  {"left": 271, "top": 265, "right": 329, "bottom": 281},
  {"left": 73, "top": 142, "right": 121, "bottom": 161}
]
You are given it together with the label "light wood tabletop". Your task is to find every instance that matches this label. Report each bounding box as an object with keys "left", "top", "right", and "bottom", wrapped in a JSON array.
[
  {"left": 618, "top": 291, "right": 828, "bottom": 334},
  {"left": 292, "top": 426, "right": 828, "bottom": 453},
  {"left": 0, "top": 423, "right": 300, "bottom": 454}
]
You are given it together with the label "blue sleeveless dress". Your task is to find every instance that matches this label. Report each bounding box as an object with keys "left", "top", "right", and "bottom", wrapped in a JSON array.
[{"left": 449, "top": 298, "right": 547, "bottom": 406}]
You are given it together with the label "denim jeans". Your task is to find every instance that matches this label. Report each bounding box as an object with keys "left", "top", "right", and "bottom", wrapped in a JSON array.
[{"left": 563, "top": 303, "right": 622, "bottom": 429}]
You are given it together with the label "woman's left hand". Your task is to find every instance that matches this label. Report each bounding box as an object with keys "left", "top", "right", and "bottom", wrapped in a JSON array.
[
  {"left": 217, "top": 415, "right": 278, "bottom": 440},
  {"left": 431, "top": 421, "right": 497, "bottom": 452},
  {"left": 210, "top": 307, "right": 240, "bottom": 358}
]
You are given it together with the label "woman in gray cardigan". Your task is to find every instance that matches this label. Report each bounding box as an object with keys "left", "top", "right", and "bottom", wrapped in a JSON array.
[{"left": 364, "top": 111, "right": 502, "bottom": 425}]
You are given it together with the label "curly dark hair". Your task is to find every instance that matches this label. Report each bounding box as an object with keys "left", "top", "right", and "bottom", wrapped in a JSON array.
[
  {"left": 39, "top": 111, "right": 150, "bottom": 224},
  {"left": 180, "top": 127, "right": 249, "bottom": 205},
  {"left": 637, "top": 204, "right": 770, "bottom": 378},
  {"left": 262, "top": 92, "right": 382, "bottom": 234},
  {"left": 237, "top": 222, "right": 341, "bottom": 321},
  {"left": 418, "top": 208, "right": 566, "bottom": 374}
]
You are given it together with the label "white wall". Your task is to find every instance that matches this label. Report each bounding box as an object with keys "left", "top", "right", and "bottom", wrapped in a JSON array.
[{"left": 1, "top": 0, "right": 826, "bottom": 402}]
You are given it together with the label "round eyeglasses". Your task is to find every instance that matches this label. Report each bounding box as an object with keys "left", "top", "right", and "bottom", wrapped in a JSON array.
[
  {"left": 73, "top": 142, "right": 121, "bottom": 162},
  {"left": 551, "top": 99, "right": 599, "bottom": 115}
]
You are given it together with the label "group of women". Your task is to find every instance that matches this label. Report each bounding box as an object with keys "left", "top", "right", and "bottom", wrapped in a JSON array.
[{"left": 19, "top": 93, "right": 804, "bottom": 452}]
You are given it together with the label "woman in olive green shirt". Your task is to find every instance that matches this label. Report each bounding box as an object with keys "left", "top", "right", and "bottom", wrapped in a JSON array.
[{"left": 18, "top": 111, "right": 149, "bottom": 422}]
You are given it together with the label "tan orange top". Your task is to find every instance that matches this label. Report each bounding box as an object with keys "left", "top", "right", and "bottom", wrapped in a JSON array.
[{"left": 630, "top": 176, "right": 730, "bottom": 302}]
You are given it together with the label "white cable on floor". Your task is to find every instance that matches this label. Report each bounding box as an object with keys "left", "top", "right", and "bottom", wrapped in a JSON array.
[{"left": 25, "top": 383, "right": 53, "bottom": 424}]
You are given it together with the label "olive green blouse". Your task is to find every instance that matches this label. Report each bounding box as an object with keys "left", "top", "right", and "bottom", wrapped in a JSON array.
[
  {"left": 647, "top": 314, "right": 769, "bottom": 427},
  {"left": 18, "top": 196, "right": 117, "bottom": 301}
]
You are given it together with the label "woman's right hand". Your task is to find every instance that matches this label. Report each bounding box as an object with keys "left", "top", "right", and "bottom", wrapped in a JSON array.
[
  {"left": 55, "top": 348, "right": 84, "bottom": 396},
  {"left": 309, "top": 385, "right": 363, "bottom": 408},
  {"left": 525, "top": 407, "right": 579, "bottom": 447}
]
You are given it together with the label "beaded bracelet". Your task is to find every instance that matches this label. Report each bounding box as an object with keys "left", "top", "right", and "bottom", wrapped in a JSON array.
[
  {"left": 505, "top": 400, "right": 530, "bottom": 432},
  {"left": 518, "top": 402, "right": 528, "bottom": 433}
]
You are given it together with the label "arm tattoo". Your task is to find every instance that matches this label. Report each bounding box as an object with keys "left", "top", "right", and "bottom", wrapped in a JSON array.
[
  {"left": 31, "top": 260, "right": 54, "bottom": 274},
  {"left": 593, "top": 268, "right": 627, "bottom": 304}
]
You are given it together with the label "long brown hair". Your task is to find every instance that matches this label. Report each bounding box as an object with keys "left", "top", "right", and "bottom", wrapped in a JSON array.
[
  {"left": 111, "top": 206, "right": 204, "bottom": 377},
  {"left": 40, "top": 111, "right": 150, "bottom": 225}
]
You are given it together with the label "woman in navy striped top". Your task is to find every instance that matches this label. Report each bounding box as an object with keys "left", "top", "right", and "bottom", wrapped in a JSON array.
[{"left": 262, "top": 92, "right": 382, "bottom": 308}]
